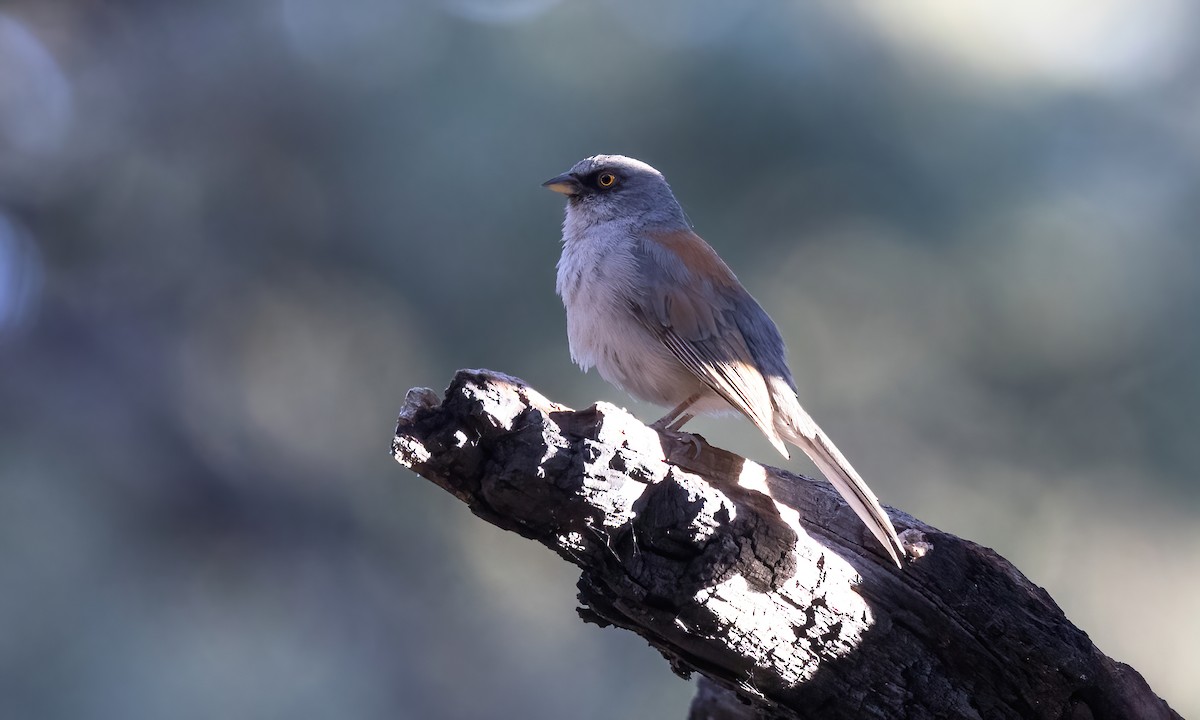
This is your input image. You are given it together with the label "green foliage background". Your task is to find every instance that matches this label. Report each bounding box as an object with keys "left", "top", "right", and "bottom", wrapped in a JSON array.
[{"left": 1, "top": 1, "right": 1197, "bottom": 717}]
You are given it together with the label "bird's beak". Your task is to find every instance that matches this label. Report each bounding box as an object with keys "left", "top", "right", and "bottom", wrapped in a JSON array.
[{"left": 542, "top": 173, "right": 582, "bottom": 196}]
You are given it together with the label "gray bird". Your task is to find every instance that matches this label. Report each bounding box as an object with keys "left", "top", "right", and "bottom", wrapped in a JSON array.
[{"left": 544, "top": 154, "right": 904, "bottom": 567}]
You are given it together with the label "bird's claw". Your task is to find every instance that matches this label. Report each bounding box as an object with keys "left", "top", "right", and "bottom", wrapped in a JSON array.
[{"left": 657, "top": 429, "right": 704, "bottom": 460}]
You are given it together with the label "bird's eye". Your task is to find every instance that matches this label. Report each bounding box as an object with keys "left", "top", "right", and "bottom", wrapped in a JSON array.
[{"left": 597, "top": 172, "right": 617, "bottom": 188}]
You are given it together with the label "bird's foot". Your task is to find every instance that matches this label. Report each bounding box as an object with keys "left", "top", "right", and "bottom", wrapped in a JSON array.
[{"left": 657, "top": 429, "right": 704, "bottom": 460}]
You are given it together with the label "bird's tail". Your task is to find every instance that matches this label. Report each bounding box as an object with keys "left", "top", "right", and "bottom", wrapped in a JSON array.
[{"left": 775, "top": 399, "right": 904, "bottom": 567}]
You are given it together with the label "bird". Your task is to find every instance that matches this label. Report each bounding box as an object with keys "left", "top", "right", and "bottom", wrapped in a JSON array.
[{"left": 543, "top": 154, "right": 904, "bottom": 567}]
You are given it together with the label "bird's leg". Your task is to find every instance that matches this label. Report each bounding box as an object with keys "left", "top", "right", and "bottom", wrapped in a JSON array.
[
  {"left": 666, "top": 413, "right": 693, "bottom": 432},
  {"left": 651, "top": 394, "right": 704, "bottom": 458},
  {"left": 651, "top": 393, "right": 702, "bottom": 431}
]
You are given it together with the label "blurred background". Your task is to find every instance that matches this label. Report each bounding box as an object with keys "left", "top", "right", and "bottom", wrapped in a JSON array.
[{"left": 1, "top": 0, "right": 1198, "bottom": 717}]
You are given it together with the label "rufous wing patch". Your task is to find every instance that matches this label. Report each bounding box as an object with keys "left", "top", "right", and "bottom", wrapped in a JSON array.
[{"left": 649, "top": 229, "right": 740, "bottom": 289}]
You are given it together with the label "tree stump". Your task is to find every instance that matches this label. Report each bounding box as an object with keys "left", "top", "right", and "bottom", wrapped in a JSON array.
[{"left": 392, "top": 369, "right": 1179, "bottom": 720}]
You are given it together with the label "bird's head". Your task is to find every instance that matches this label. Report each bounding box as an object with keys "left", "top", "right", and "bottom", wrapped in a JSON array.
[{"left": 543, "top": 154, "right": 686, "bottom": 227}]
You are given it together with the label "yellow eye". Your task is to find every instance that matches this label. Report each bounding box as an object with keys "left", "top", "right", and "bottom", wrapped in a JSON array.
[{"left": 597, "top": 172, "right": 617, "bottom": 188}]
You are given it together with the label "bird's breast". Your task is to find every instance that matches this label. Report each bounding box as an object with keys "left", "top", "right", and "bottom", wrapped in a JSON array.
[
  {"left": 555, "top": 226, "right": 699, "bottom": 405},
  {"left": 555, "top": 229, "right": 642, "bottom": 367}
]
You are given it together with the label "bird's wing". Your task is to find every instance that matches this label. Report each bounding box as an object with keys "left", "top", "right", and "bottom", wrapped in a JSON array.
[
  {"left": 629, "top": 229, "right": 790, "bottom": 456},
  {"left": 632, "top": 228, "right": 904, "bottom": 567}
]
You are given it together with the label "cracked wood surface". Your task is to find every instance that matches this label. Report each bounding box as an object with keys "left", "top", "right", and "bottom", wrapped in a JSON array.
[{"left": 393, "top": 369, "right": 1179, "bottom": 720}]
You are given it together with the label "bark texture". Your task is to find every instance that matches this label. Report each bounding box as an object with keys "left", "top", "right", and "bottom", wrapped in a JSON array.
[{"left": 393, "top": 369, "right": 1179, "bottom": 720}]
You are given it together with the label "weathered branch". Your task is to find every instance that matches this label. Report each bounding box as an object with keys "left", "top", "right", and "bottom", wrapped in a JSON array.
[{"left": 393, "top": 369, "right": 1179, "bottom": 720}]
